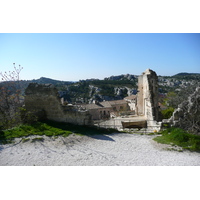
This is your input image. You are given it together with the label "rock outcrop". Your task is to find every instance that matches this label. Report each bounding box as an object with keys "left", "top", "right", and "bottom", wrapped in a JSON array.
[{"left": 169, "top": 87, "right": 200, "bottom": 135}]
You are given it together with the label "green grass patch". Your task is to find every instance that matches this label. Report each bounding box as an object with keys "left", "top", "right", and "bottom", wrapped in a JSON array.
[
  {"left": 0, "top": 121, "right": 73, "bottom": 143},
  {"left": 0, "top": 120, "right": 120, "bottom": 144},
  {"left": 153, "top": 128, "right": 200, "bottom": 152}
]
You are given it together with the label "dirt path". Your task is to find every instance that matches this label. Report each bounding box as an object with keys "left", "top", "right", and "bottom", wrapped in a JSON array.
[{"left": 0, "top": 133, "right": 200, "bottom": 166}]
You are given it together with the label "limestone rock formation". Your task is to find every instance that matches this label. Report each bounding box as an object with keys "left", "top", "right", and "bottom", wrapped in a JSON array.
[{"left": 169, "top": 87, "right": 200, "bottom": 135}]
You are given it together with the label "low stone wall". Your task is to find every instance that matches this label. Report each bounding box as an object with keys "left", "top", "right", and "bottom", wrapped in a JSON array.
[{"left": 24, "top": 83, "right": 93, "bottom": 125}]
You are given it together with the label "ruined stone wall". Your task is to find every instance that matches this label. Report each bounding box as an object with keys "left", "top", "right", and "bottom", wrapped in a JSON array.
[
  {"left": 136, "top": 69, "right": 159, "bottom": 121},
  {"left": 137, "top": 75, "right": 144, "bottom": 116},
  {"left": 146, "top": 69, "right": 159, "bottom": 121},
  {"left": 25, "top": 83, "right": 93, "bottom": 125}
]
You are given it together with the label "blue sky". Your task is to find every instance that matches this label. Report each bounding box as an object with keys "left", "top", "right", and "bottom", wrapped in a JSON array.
[{"left": 0, "top": 33, "right": 200, "bottom": 81}]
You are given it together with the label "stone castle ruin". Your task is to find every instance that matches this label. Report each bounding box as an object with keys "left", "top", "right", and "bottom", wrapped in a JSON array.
[
  {"left": 136, "top": 69, "right": 161, "bottom": 131},
  {"left": 24, "top": 69, "right": 161, "bottom": 131},
  {"left": 24, "top": 83, "right": 93, "bottom": 125},
  {"left": 137, "top": 69, "right": 159, "bottom": 121},
  {"left": 93, "top": 69, "right": 161, "bottom": 131}
]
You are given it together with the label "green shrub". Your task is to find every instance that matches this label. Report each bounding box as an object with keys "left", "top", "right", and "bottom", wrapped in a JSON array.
[{"left": 161, "top": 107, "right": 174, "bottom": 119}]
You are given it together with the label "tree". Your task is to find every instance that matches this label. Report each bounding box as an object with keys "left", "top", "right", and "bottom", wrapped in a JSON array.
[{"left": 0, "top": 63, "right": 23, "bottom": 129}]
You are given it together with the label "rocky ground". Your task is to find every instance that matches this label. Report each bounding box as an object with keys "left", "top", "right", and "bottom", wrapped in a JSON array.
[{"left": 0, "top": 133, "right": 199, "bottom": 166}]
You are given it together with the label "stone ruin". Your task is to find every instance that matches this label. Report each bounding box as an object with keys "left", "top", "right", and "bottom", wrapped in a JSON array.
[
  {"left": 24, "top": 83, "right": 93, "bottom": 126},
  {"left": 106, "top": 69, "right": 161, "bottom": 131},
  {"left": 136, "top": 69, "right": 161, "bottom": 131},
  {"left": 137, "top": 69, "right": 159, "bottom": 120},
  {"left": 23, "top": 69, "right": 200, "bottom": 134},
  {"left": 24, "top": 69, "right": 162, "bottom": 131}
]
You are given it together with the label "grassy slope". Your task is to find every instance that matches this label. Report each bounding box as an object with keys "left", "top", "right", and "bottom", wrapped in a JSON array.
[
  {"left": 0, "top": 121, "right": 119, "bottom": 144},
  {"left": 153, "top": 128, "right": 200, "bottom": 152}
]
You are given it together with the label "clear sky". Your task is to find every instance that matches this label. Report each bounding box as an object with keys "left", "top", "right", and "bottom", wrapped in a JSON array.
[{"left": 0, "top": 33, "right": 200, "bottom": 81}]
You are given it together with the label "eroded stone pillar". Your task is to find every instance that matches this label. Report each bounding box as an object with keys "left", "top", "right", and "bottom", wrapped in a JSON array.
[{"left": 136, "top": 69, "right": 159, "bottom": 122}]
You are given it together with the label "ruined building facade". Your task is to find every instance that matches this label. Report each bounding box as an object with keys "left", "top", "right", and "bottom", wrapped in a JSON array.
[
  {"left": 24, "top": 69, "right": 161, "bottom": 131},
  {"left": 24, "top": 83, "right": 93, "bottom": 126}
]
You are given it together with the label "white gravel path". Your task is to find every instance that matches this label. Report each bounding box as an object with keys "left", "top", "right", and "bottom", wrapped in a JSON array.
[{"left": 0, "top": 133, "right": 200, "bottom": 166}]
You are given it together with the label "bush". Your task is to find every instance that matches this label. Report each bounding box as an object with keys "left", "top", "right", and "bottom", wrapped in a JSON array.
[{"left": 161, "top": 107, "right": 174, "bottom": 119}]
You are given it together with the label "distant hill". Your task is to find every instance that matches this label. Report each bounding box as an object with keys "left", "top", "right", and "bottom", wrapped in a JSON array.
[
  {"left": 171, "top": 72, "right": 200, "bottom": 81},
  {"left": 31, "top": 77, "right": 74, "bottom": 85},
  {"left": 104, "top": 74, "right": 137, "bottom": 81},
  {"left": 2, "top": 72, "right": 199, "bottom": 104},
  {"left": 173, "top": 72, "right": 200, "bottom": 76}
]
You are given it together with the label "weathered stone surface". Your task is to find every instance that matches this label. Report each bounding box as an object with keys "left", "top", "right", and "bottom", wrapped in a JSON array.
[
  {"left": 136, "top": 69, "right": 159, "bottom": 121},
  {"left": 94, "top": 69, "right": 162, "bottom": 131},
  {"left": 169, "top": 87, "right": 200, "bottom": 134},
  {"left": 24, "top": 83, "right": 93, "bottom": 125}
]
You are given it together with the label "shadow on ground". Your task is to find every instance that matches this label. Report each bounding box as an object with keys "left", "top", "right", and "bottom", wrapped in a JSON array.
[
  {"left": 45, "top": 120, "right": 121, "bottom": 139},
  {"left": 0, "top": 145, "right": 3, "bottom": 152},
  {"left": 87, "top": 134, "right": 115, "bottom": 141}
]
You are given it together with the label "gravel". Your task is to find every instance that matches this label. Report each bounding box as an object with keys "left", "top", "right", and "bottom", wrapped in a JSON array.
[{"left": 0, "top": 133, "right": 200, "bottom": 166}]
